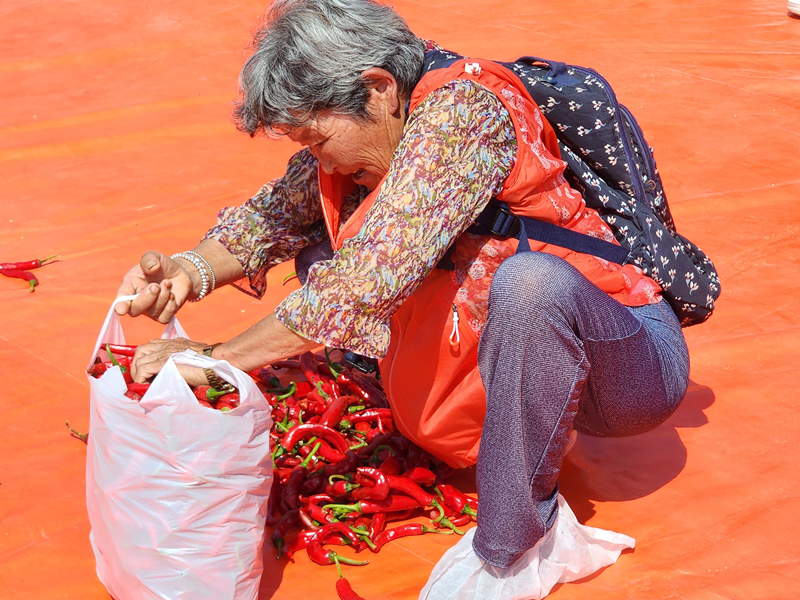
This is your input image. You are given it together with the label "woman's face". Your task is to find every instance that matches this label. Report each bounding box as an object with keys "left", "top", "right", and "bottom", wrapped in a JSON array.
[{"left": 286, "top": 69, "right": 405, "bottom": 191}]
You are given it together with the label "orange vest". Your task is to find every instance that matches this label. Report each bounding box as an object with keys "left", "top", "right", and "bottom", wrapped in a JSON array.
[{"left": 318, "top": 58, "right": 656, "bottom": 467}]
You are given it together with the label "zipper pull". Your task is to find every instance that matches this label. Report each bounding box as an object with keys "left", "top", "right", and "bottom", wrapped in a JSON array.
[{"left": 449, "top": 304, "right": 461, "bottom": 350}]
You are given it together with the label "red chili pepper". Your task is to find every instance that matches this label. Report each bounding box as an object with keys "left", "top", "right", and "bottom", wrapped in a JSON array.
[
  {"left": 312, "top": 438, "right": 347, "bottom": 464},
  {"left": 124, "top": 390, "right": 142, "bottom": 402},
  {"left": 378, "top": 455, "right": 403, "bottom": 476},
  {"left": 271, "top": 508, "right": 300, "bottom": 558},
  {"left": 326, "top": 477, "right": 354, "bottom": 497},
  {"left": 403, "top": 467, "right": 437, "bottom": 487},
  {"left": 437, "top": 484, "right": 478, "bottom": 517},
  {"left": 384, "top": 508, "right": 416, "bottom": 524},
  {"left": 325, "top": 449, "right": 359, "bottom": 477},
  {"left": 431, "top": 512, "right": 472, "bottom": 528},
  {"left": 351, "top": 467, "right": 389, "bottom": 501},
  {"left": 349, "top": 371, "right": 389, "bottom": 408},
  {"left": 335, "top": 575, "right": 366, "bottom": 600},
  {"left": 270, "top": 360, "right": 303, "bottom": 370},
  {"left": 193, "top": 385, "right": 233, "bottom": 404},
  {"left": 299, "top": 469, "right": 328, "bottom": 497},
  {"left": 298, "top": 508, "right": 320, "bottom": 531},
  {"left": 348, "top": 408, "right": 393, "bottom": 425},
  {"left": 299, "top": 351, "right": 324, "bottom": 387},
  {"left": 282, "top": 423, "right": 351, "bottom": 455},
  {"left": 102, "top": 343, "right": 138, "bottom": 357},
  {"left": 0, "top": 269, "right": 38, "bottom": 292},
  {"left": 333, "top": 555, "right": 368, "bottom": 600},
  {"left": 369, "top": 512, "right": 386, "bottom": 539},
  {"left": 357, "top": 433, "right": 394, "bottom": 460},
  {"left": 274, "top": 454, "right": 303, "bottom": 468},
  {"left": 372, "top": 523, "right": 442, "bottom": 552},
  {"left": 283, "top": 466, "right": 307, "bottom": 510},
  {"left": 324, "top": 495, "right": 421, "bottom": 515},
  {"left": 0, "top": 254, "right": 58, "bottom": 271},
  {"left": 215, "top": 393, "right": 241, "bottom": 411},
  {"left": 306, "top": 523, "right": 368, "bottom": 566},
  {"left": 266, "top": 477, "right": 283, "bottom": 526},
  {"left": 319, "top": 395, "right": 356, "bottom": 429},
  {"left": 126, "top": 382, "right": 151, "bottom": 396},
  {"left": 385, "top": 475, "right": 436, "bottom": 507}
]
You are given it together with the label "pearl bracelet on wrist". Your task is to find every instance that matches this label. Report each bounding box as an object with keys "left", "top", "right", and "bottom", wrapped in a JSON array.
[{"left": 171, "top": 251, "right": 216, "bottom": 302}]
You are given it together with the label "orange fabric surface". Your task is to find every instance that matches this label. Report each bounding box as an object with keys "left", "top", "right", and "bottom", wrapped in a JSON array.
[{"left": 1, "top": 0, "right": 799, "bottom": 598}]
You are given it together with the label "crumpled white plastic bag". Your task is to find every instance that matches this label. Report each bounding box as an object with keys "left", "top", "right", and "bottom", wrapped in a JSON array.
[
  {"left": 419, "top": 495, "right": 634, "bottom": 600},
  {"left": 86, "top": 296, "right": 273, "bottom": 600}
]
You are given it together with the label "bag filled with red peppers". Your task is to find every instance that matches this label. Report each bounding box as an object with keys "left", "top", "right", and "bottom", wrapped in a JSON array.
[{"left": 85, "top": 295, "right": 274, "bottom": 600}]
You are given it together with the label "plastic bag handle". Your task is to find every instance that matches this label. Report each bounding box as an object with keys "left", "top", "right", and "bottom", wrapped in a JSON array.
[{"left": 88, "top": 294, "right": 188, "bottom": 369}]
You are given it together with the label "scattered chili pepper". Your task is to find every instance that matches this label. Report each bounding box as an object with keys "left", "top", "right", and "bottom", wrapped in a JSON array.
[
  {"left": 0, "top": 254, "right": 58, "bottom": 270},
  {"left": 1, "top": 269, "right": 38, "bottom": 292},
  {"left": 333, "top": 555, "right": 368, "bottom": 600}
]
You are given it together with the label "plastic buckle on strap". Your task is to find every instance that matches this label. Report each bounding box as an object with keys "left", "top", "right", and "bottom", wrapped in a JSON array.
[{"left": 489, "top": 203, "right": 521, "bottom": 237}]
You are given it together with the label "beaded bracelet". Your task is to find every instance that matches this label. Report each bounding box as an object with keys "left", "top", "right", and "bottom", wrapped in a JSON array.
[{"left": 171, "top": 251, "right": 216, "bottom": 302}]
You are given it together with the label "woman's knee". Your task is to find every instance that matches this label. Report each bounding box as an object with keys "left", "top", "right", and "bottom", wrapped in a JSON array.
[{"left": 489, "top": 252, "right": 585, "bottom": 313}]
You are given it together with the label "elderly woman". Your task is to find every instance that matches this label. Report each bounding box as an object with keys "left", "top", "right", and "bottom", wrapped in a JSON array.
[{"left": 116, "top": 0, "right": 689, "bottom": 585}]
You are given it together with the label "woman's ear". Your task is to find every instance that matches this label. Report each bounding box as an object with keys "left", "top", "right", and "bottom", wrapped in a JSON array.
[{"left": 361, "top": 67, "right": 400, "bottom": 114}]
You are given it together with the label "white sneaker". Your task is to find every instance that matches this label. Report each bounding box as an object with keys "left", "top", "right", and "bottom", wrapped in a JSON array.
[{"left": 790, "top": 0, "right": 800, "bottom": 17}]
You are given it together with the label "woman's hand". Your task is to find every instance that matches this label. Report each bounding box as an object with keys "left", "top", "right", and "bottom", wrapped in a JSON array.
[
  {"left": 115, "top": 251, "right": 194, "bottom": 322},
  {"left": 131, "top": 338, "right": 207, "bottom": 384}
]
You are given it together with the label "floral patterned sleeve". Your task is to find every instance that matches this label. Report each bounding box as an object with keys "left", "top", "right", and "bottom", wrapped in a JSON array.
[
  {"left": 275, "top": 79, "right": 517, "bottom": 357},
  {"left": 203, "top": 149, "right": 365, "bottom": 297}
]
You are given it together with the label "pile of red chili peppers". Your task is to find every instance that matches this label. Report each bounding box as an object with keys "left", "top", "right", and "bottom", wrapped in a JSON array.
[
  {"left": 255, "top": 350, "right": 478, "bottom": 600},
  {"left": 0, "top": 254, "right": 58, "bottom": 292},
  {"left": 84, "top": 345, "right": 479, "bottom": 599}
]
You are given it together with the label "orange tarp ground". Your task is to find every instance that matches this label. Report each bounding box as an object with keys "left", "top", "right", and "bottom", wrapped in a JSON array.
[{"left": 2, "top": 0, "right": 799, "bottom": 598}]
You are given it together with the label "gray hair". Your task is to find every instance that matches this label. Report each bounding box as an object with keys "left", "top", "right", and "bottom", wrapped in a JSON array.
[{"left": 233, "top": 0, "right": 425, "bottom": 136}]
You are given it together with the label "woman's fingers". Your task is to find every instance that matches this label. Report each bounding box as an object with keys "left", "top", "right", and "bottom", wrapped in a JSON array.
[
  {"left": 131, "top": 338, "right": 206, "bottom": 383},
  {"left": 116, "top": 251, "right": 194, "bottom": 320}
]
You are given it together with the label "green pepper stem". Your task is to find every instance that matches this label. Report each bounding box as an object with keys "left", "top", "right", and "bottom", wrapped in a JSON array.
[
  {"left": 275, "top": 381, "right": 297, "bottom": 400},
  {"left": 325, "top": 348, "right": 344, "bottom": 378},
  {"left": 322, "top": 502, "right": 360, "bottom": 514},
  {"left": 330, "top": 551, "right": 369, "bottom": 566},
  {"left": 65, "top": 421, "right": 88, "bottom": 443},
  {"left": 430, "top": 500, "right": 446, "bottom": 523},
  {"left": 437, "top": 515, "right": 465, "bottom": 535},
  {"left": 332, "top": 553, "right": 344, "bottom": 578},
  {"left": 315, "top": 380, "right": 330, "bottom": 399},
  {"left": 105, "top": 345, "right": 126, "bottom": 374},
  {"left": 300, "top": 441, "right": 322, "bottom": 468},
  {"left": 371, "top": 444, "right": 396, "bottom": 462}
]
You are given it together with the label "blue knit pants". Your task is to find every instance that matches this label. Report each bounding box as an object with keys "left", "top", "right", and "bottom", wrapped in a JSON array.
[{"left": 472, "top": 251, "right": 690, "bottom": 568}]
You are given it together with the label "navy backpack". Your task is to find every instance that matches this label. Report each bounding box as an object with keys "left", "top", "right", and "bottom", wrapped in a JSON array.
[{"left": 425, "top": 49, "right": 721, "bottom": 327}]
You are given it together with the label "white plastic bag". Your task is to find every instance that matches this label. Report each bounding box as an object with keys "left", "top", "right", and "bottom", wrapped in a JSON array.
[
  {"left": 86, "top": 296, "right": 274, "bottom": 600},
  {"left": 419, "top": 495, "right": 634, "bottom": 600}
]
